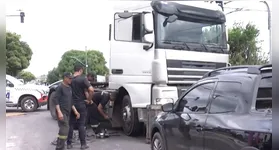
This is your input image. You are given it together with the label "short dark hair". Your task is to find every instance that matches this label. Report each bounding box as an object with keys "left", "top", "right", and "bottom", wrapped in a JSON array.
[{"left": 74, "top": 63, "right": 84, "bottom": 72}]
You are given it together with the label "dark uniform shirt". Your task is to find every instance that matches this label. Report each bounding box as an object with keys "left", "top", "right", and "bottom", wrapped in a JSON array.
[
  {"left": 70, "top": 75, "right": 91, "bottom": 105},
  {"left": 53, "top": 83, "right": 72, "bottom": 115},
  {"left": 87, "top": 92, "right": 110, "bottom": 125},
  {"left": 92, "top": 92, "right": 109, "bottom": 108}
]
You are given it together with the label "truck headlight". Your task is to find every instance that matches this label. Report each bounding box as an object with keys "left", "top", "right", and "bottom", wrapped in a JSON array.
[{"left": 155, "top": 98, "right": 174, "bottom": 105}]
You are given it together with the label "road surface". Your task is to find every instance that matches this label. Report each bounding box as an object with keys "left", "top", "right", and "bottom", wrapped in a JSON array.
[{"left": 6, "top": 106, "right": 150, "bottom": 150}]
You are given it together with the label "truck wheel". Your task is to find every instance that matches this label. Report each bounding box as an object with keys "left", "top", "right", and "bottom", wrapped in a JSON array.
[
  {"left": 49, "top": 92, "right": 57, "bottom": 120},
  {"left": 20, "top": 96, "right": 38, "bottom": 112},
  {"left": 151, "top": 132, "right": 166, "bottom": 150},
  {"left": 121, "top": 95, "right": 142, "bottom": 136}
]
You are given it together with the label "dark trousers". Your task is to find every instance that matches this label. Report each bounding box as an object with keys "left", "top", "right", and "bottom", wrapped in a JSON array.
[
  {"left": 86, "top": 104, "right": 111, "bottom": 134},
  {"left": 57, "top": 112, "right": 70, "bottom": 139},
  {"left": 67, "top": 103, "right": 87, "bottom": 145}
]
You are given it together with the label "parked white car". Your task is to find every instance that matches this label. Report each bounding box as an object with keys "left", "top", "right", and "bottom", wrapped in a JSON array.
[{"left": 6, "top": 74, "right": 49, "bottom": 112}]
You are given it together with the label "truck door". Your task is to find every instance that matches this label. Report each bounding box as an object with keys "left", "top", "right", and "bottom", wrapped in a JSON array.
[{"left": 110, "top": 12, "right": 154, "bottom": 78}]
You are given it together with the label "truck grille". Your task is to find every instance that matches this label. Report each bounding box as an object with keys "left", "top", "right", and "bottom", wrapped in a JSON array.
[{"left": 166, "top": 59, "right": 227, "bottom": 84}]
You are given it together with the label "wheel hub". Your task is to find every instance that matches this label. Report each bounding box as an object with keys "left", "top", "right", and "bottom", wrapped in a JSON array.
[
  {"left": 24, "top": 99, "right": 34, "bottom": 110},
  {"left": 122, "top": 106, "right": 131, "bottom": 122},
  {"left": 153, "top": 138, "right": 162, "bottom": 150}
]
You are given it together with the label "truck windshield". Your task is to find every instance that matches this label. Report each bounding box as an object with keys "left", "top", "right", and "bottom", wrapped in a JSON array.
[{"left": 156, "top": 13, "right": 227, "bottom": 52}]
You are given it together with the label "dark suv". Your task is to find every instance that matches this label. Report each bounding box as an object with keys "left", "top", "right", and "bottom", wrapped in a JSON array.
[{"left": 150, "top": 64, "right": 272, "bottom": 150}]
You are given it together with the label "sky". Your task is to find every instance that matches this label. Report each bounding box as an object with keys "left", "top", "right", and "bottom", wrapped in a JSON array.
[{"left": 6, "top": 0, "right": 272, "bottom": 77}]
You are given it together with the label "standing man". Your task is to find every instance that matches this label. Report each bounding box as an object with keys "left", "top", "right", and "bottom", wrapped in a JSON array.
[
  {"left": 67, "top": 64, "right": 94, "bottom": 150},
  {"left": 53, "top": 73, "right": 80, "bottom": 150}
]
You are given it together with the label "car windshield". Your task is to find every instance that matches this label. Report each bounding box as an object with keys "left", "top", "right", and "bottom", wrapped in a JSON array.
[{"left": 156, "top": 13, "right": 227, "bottom": 52}]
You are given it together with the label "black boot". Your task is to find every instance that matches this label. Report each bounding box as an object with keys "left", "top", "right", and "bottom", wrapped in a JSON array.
[{"left": 56, "top": 138, "right": 66, "bottom": 150}]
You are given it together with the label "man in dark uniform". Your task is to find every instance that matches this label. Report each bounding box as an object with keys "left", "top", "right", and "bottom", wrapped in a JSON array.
[
  {"left": 67, "top": 64, "right": 94, "bottom": 150},
  {"left": 53, "top": 73, "right": 80, "bottom": 150},
  {"left": 86, "top": 73, "right": 112, "bottom": 135}
]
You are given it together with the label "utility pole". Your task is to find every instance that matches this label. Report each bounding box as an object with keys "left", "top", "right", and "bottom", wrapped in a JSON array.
[
  {"left": 85, "top": 46, "right": 88, "bottom": 74},
  {"left": 260, "top": 1, "right": 271, "bottom": 63}
]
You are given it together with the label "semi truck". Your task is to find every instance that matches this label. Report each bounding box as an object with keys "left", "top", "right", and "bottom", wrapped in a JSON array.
[{"left": 48, "top": 1, "right": 229, "bottom": 141}]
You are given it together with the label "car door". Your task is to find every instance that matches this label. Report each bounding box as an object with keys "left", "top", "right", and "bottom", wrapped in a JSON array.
[
  {"left": 163, "top": 81, "right": 216, "bottom": 150},
  {"left": 110, "top": 12, "right": 154, "bottom": 78},
  {"left": 203, "top": 81, "right": 246, "bottom": 150}
]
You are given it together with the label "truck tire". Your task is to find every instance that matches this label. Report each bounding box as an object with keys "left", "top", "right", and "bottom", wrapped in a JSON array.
[
  {"left": 20, "top": 96, "right": 38, "bottom": 112},
  {"left": 49, "top": 91, "right": 57, "bottom": 120},
  {"left": 121, "top": 95, "right": 142, "bottom": 136}
]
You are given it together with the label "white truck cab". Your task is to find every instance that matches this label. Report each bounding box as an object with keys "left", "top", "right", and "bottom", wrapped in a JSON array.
[
  {"left": 6, "top": 74, "right": 49, "bottom": 112},
  {"left": 107, "top": 1, "right": 229, "bottom": 137}
]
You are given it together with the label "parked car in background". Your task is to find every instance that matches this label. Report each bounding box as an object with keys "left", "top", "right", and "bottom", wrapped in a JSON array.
[
  {"left": 6, "top": 74, "right": 49, "bottom": 112},
  {"left": 47, "top": 80, "right": 62, "bottom": 119},
  {"left": 150, "top": 64, "right": 272, "bottom": 150}
]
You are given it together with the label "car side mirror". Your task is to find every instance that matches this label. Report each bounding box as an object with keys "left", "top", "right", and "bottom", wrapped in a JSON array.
[
  {"left": 181, "top": 113, "right": 191, "bottom": 121},
  {"left": 161, "top": 103, "right": 174, "bottom": 112}
]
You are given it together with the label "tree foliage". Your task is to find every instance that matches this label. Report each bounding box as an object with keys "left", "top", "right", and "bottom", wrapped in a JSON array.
[
  {"left": 17, "top": 71, "right": 36, "bottom": 83},
  {"left": 46, "top": 67, "right": 60, "bottom": 84},
  {"left": 6, "top": 32, "right": 33, "bottom": 76},
  {"left": 47, "top": 50, "right": 108, "bottom": 84},
  {"left": 228, "top": 22, "right": 268, "bottom": 65}
]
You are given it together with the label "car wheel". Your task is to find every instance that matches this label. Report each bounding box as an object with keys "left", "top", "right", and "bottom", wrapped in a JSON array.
[
  {"left": 121, "top": 95, "right": 142, "bottom": 136},
  {"left": 20, "top": 96, "right": 38, "bottom": 112},
  {"left": 49, "top": 91, "right": 57, "bottom": 120},
  {"left": 151, "top": 132, "right": 166, "bottom": 150}
]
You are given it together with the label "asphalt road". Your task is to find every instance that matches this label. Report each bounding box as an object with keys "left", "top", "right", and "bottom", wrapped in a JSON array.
[{"left": 6, "top": 106, "right": 150, "bottom": 150}]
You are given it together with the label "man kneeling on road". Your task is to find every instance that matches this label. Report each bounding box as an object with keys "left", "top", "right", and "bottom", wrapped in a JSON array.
[
  {"left": 86, "top": 73, "right": 112, "bottom": 137},
  {"left": 53, "top": 73, "right": 80, "bottom": 150}
]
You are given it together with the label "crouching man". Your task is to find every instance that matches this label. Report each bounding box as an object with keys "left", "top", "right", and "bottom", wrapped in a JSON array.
[
  {"left": 53, "top": 73, "right": 80, "bottom": 150},
  {"left": 86, "top": 91, "right": 112, "bottom": 137}
]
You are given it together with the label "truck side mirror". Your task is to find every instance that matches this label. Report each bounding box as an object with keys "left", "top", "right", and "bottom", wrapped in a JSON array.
[
  {"left": 143, "top": 34, "right": 154, "bottom": 44},
  {"left": 143, "top": 13, "right": 154, "bottom": 33}
]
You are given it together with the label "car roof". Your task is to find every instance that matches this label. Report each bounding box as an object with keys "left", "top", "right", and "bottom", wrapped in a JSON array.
[{"left": 199, "top": 64, "right": 272, "bottom": 83}]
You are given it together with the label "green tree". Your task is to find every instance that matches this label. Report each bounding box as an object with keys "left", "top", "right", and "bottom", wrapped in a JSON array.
[
  {"left": 6, "top": 32, "right": 33, "bottom": 76},
  {"left": 228, "top": 22, "right": 268, "bottom": 65},
  {"left": 17, "top": 71, "right": 36, "bottom": 83},
  {"left": 57, "top": 50, "right": 108, "bottom": 76},
  {"left": 47, "top": 67, "right": 60, "bottom": 84}
]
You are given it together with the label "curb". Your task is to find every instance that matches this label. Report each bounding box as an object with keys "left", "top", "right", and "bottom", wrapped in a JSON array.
[{"left": 6, "top": 113, "right": 26, "bottom": 117}]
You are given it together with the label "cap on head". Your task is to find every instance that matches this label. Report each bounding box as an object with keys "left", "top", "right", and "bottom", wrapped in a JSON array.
[
  {"left": 63, "top": 72, "right": 73, "bottom": 79},
  {"left": 74, "top": 63, "right": 84, "bottom": 72}
]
